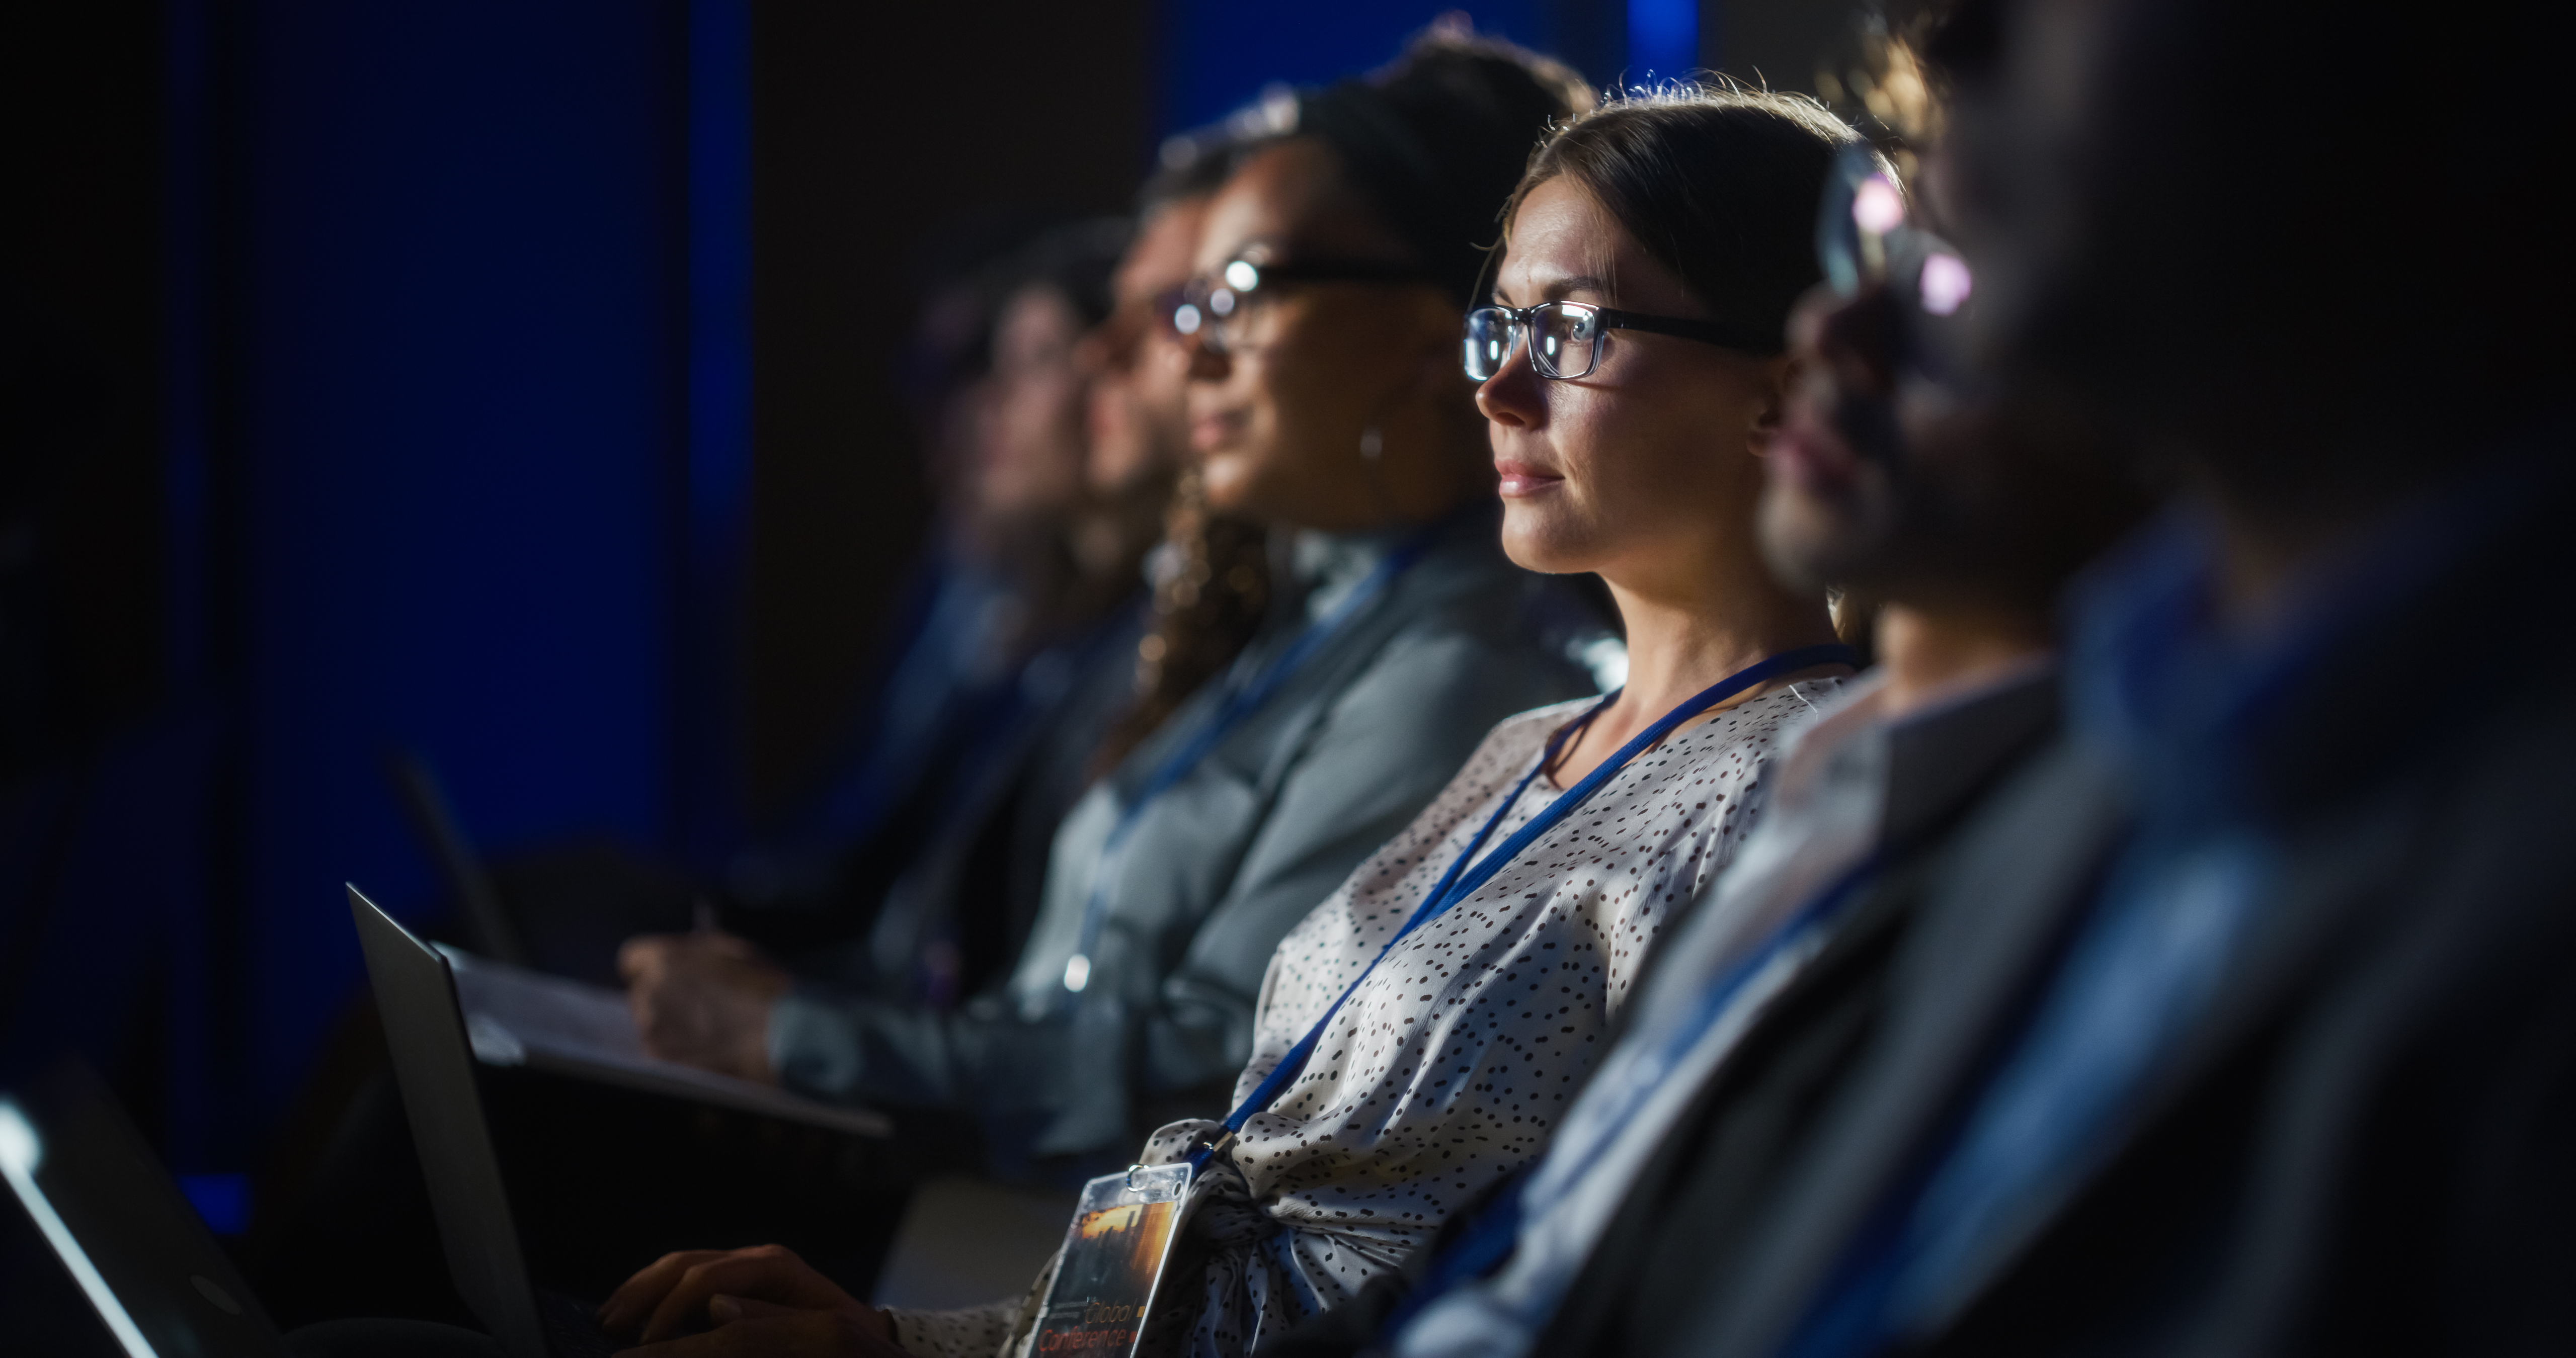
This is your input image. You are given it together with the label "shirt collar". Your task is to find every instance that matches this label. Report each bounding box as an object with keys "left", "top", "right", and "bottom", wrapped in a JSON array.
[{"left": 1758, "top": 658, "right": 2059, "bottom": 858}]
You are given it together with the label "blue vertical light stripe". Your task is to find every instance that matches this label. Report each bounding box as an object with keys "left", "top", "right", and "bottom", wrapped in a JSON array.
[
  {"left": 689, "top": 0, "right": 752, "bottom": 545},
  {"left": 233, "top": 0, "right": 687, "bottom": 1120}
]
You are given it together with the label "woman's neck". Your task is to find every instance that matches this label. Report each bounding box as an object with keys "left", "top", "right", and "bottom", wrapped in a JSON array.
[
  {"left": 1614, "top": 580, "right": 1841, "bottom": 714},
  {"left": 1549, "top": 569, "right": 1843, "bottom": 785}
]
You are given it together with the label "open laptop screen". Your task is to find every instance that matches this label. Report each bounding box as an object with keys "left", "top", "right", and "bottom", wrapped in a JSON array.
[{"left": 0, "top": 1060, "right": 281, "bottom": 1358}]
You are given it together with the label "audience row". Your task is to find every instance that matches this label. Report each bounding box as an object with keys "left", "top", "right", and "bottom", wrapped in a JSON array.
[{"left": 292, "top": 0, "right": 2576, "bottom": 1353}]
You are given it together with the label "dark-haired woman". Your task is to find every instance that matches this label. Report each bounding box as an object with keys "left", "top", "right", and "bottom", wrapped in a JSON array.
[
  {"left": 1102, "top": 84, "right": 1861, "bottom": 1355},
  {"left": 627, "top": 36, "right": 1611, "bottom": 1190},
  {"left": 585, "top": 82, "right": 1866, "bottom": 1358}
]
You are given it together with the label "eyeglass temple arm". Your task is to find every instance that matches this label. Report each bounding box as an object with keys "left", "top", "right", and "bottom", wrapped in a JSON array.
[{"left": 1597, "top": 307, "right": 1784, "bottom": 355}]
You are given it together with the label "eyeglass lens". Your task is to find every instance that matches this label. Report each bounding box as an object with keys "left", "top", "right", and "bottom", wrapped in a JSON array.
[
  {"left": 1165, "top": 258, "right": 1291, "bottom": 354},
  {"left": 1463, "top": 304, "right": 1603, "bottom": 381},
  {"left": 1816, "top": 145, "right": 1973, "bottom": 319}
]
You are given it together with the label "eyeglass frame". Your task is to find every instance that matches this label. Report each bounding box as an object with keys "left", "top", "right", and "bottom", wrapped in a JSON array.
[
  {"left": 1816, "top": 144, "right": 1970, "bottom": 303},
  {"left": 1813, "top": 141, "right": 1979, "bottom": 388},
  {"left": 1461, "top": 300, "right": 1783, "bottom": 382},
  {"left": 1162, "top": 256, "right": 1439, "bottom": 353}
]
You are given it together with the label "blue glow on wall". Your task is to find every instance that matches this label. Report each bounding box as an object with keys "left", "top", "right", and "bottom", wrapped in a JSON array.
[
  {"left": 1163, "top": 2, "right": 1549, "bottom": 133},
  {"left": 178, "top": 1172, "right": 252, "bottom": 1236},
  {"left": 1627, "top": 0, "right": 1699, "bottom": 81},
  {"left": 685, "top": 0, "right": 753, "bottom": 873},
  {"left": 216, "top": 0, "right": 690, "bottom": 1121}
]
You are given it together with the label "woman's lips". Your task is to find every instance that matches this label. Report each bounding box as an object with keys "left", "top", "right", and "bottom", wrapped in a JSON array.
[{"left": 1494, "top": 460, "right": 1565, "bottom": 498}]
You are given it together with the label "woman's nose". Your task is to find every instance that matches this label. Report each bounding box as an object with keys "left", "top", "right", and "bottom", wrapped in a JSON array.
[
  {"left": 1184, "top": 332, "right": 1232, "bottom": 382},
  {"left": 1474, "top": 334, "right": 1546, "bottom": 428}
]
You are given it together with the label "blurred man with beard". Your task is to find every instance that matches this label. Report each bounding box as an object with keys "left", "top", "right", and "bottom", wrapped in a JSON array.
[{"left": 1621, "top": 0, "right": 2576, "bottom": 1354}]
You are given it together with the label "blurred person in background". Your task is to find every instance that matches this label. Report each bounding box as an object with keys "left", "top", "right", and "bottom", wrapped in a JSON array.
[
  {"left": 1522, "top": 0, "right": 2576, "bottom": 1355},
  {"left": 613, "top": 29, "right": 1612, "bottom": 1189},
  {"left": 691, "top": 215, "right": 1147, "bottom": 987},
  {"left": 274, "top": 27, "right": 1623, "bottom": 1358},
  {"left": 251, "top": 214, "right": 1175, "bottom": 1331},
  {"left": 616, "top": 158, "right": 1238, "bottom": 1127}
]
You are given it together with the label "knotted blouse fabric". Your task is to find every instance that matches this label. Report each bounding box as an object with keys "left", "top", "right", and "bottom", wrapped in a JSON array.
[{"left": 887, "top": 681, "right": 1839, "bottom": 1358}]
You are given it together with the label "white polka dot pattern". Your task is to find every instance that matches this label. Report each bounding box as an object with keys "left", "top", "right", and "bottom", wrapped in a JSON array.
[
  {"left": 1138, "top": 682, "right": 1836, "bottom": 1355},
  {"left": 883, "top": 681, "right": 1837, "bottom": 1358}
]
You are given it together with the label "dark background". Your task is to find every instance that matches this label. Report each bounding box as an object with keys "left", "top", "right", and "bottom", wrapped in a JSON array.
[{"left": 0, "top": 0, "right": 1854, "bottom": 1229}]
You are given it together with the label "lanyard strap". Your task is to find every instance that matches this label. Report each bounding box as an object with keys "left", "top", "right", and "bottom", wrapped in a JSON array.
[
  {"left": 1194, "top": 642, "right": 1859, "bottom": 1164},
  {"left": 1060, "top": 527, "right": 1442, "bottom": 997}
]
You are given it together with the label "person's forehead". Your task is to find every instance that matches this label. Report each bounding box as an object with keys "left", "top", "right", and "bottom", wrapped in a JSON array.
[
  {"left": 1495, "top": 179, "right": 1625, "bottom": 292},
  {"left": 1192, "top": 145, "right": 1322, "bottom": 269},
  {"left": 1498, "top": 177, "right": 1705, "bottom": 315},
  {"left": 998, "top": 285, "right": 1079, "bottom": 349},
  {"left": 1192, "top": 139, "right": 1396, "bottom": 270},
  {"left": 1118, "top": 200, "right": 1206, "bottom": 298}
]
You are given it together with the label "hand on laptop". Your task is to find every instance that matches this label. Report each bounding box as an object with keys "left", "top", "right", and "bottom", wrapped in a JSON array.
[
  {"left": 619, "top": 930, "right": 792, "bottom": 1082},
  {"left": 598, "top": 1243, "right": 902, "bottom": 1356}
]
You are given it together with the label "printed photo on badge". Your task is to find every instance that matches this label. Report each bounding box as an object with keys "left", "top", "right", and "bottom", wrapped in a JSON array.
[{"left": 1033, "top": 1162, "right": 1191, "bottom": 1355}]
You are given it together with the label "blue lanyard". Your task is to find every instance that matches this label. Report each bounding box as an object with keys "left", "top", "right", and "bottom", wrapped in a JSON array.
[
  {"left": 1059, "top": 528, "right": 1442, "bottom": 999},
  {"left": 1385, "top": 850, "right": 1887, "bottom": 1332},
  {"left": 1190, "top": 642, "right": 1859, "bottom": 1168}
]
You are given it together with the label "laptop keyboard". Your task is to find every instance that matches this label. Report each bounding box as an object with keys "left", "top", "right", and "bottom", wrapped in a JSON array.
[{"left": 537, "top": 1289, "right": 618, "bottom": 1358}]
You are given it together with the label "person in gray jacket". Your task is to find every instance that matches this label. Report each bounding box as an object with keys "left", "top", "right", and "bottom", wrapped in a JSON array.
[{"left": 619, "top": 32, "right": 1611, "bottom": 1182}]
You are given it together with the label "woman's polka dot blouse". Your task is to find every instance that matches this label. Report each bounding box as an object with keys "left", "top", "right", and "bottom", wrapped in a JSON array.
[{"left": 882, "top": 681, "right": 1839, "bottom": 1358}]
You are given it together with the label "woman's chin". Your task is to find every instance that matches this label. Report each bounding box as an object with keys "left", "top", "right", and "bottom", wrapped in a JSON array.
[
  {"left": 1497, "top": 508, "right": 1598, "bottom": 576},
  {"left": 1198, "top": 454, "right": 1259, "bottom": 514}
]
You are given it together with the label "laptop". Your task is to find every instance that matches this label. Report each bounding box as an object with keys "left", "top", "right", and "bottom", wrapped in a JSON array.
[
  {"left": 349, "top": 884, "right": 623, "bottom": 1358},
  {"left": 0, "top": 1058, "right": 282, "bottom": 1358}
]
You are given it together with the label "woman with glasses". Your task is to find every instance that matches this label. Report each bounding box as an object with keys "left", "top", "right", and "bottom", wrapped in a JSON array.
[
  {"left": 584, "top": 73, "right": 1863, "bottom": 1358},
  {"left": 645, "top": 35, "right": 1614, "bottom": 1213},
  {"left": 1088, "top": 83, "right": 1863, "bottom": 1358}
]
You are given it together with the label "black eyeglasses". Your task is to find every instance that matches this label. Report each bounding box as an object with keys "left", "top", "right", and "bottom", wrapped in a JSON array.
[
  {"left": 1462, "top": 301, "right": 1782, "bottom": 382},
  {"left": 1163, "top": 256, "right": 1435, "bottom": 354}
]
